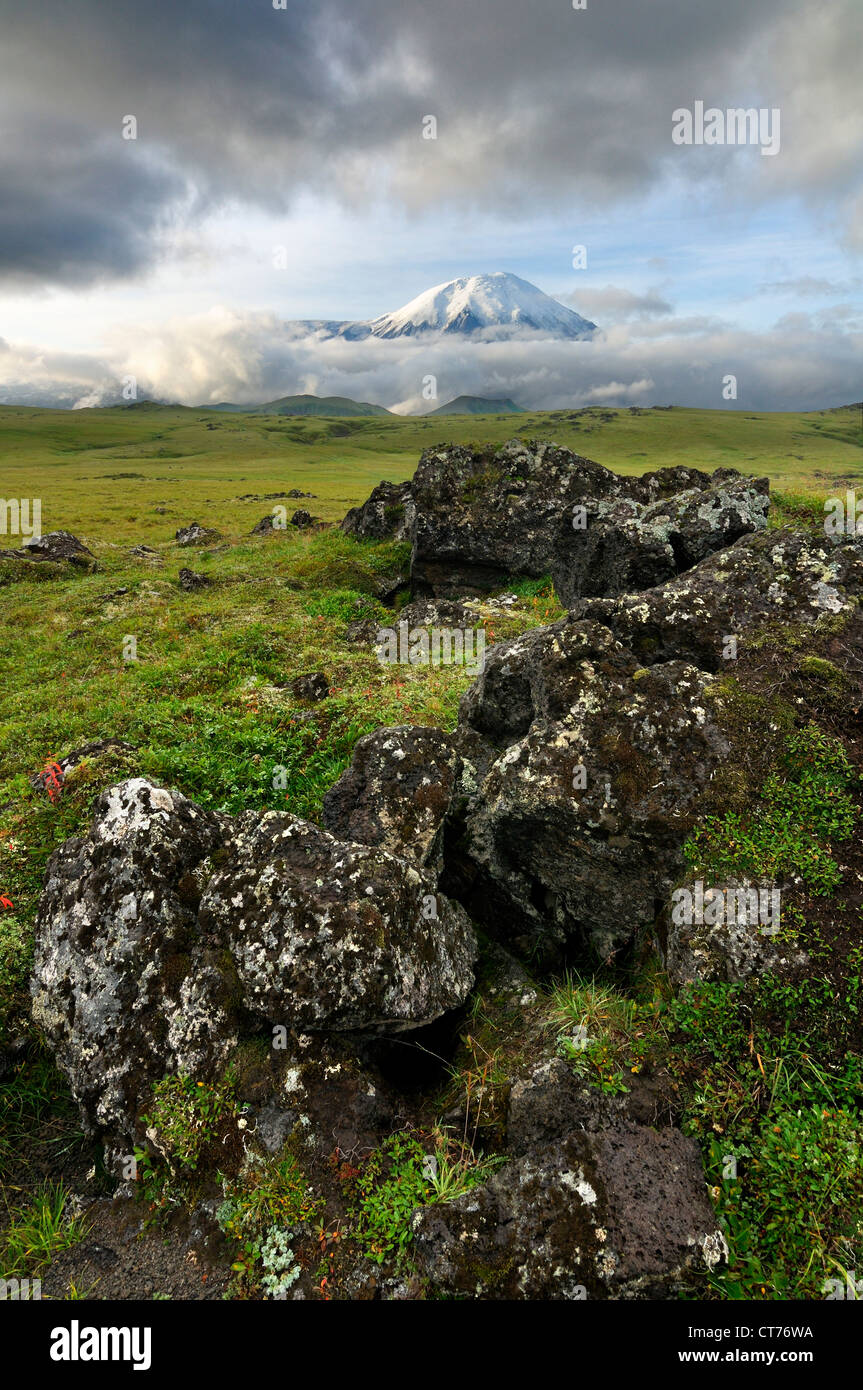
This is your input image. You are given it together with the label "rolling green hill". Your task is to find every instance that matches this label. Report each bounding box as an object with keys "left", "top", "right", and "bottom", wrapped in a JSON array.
[
  {"left": 428, "top": 395, "right": 524, "bottom": 415},
  {"left": 205, "top": 394, "right": 394, "bottom": 417}
]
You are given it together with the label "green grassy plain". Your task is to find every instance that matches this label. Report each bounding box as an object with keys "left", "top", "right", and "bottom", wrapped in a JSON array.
[{"left": 1, "top": 400, "right": 861, "bottom": 543}]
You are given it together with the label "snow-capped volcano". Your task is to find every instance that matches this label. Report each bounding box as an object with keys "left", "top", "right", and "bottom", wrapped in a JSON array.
[
  {"left": 294, "top": 273, "right": 597, "bottom": 341},
  {"left": 364, "top": 272, "right": 596, "bottom": 340}
]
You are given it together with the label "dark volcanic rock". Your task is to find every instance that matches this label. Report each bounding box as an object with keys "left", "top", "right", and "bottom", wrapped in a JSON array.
[
  {"left": 178, "top": 567, "right": 210, "bottom": 591},
  {"left": 663, "top": 875, "right": 808, "bottom": 987},
  {"left": 323, "top": 726, "right": 467, "bottom": 872},
  {"left": 341, "top": 480, "right": 413, "bottom": 541},
  {"left": 412, "top": 1124, "right": 726, "bottom": 1299},
  {"left": 199, "top": 812, "right": 476, "bottom": 1032},
  {"left": 409, "top": 439, "right": 621, "bottom": 598},
  {"left": 32, "top": 779, "right": 477, "bottom": 1147},
  {"left": 570, "top": 527, "right": 863, "bottom": 671},
  {"left": 251, "top": 514, "right": 278, "bottom": 535},
  {"left": 289, "top": 671, "right": 330, "bottom": 701},
  {"left": 551, "top": 473, "right": 770, "bottom": 606},
  {"left": 457, "top": 619, "right": 734, "bottom": 960},
  {"left": 23, "top": 531, "right": 95, "bottom": 565},
  {"left": 175, "top": 522, "right": 221, "bottom": 547},
  {"left": 290, "top": 509, "right": 314, "bottom": 529},
  {"left": 342, "top": 440, "right": 769, "bottom": 604},
  {"left": 1, "top": 531, "right": 97, "bottom": 576}
]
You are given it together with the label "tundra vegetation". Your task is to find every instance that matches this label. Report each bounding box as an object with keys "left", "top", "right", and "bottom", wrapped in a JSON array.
[{"left": 1, "top": 400, "right": 862, "bottom": 1300}]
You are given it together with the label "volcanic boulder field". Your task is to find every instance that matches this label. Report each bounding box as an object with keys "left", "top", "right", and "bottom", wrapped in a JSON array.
[{"left": 2, "top": 436, "right": 862, "bottom": 1301}]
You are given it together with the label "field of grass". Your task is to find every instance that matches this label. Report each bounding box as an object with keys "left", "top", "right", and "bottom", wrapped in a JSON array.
[{"left": 1, "top": 400, "right": 861, "bottom": 544}]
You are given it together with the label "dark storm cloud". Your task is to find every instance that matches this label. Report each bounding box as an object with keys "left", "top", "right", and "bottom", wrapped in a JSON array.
[
  {"left": 2, "top": 0, "right": 853, "bottom": 287},
  {"left": 0, "top": 129, "right": 190, "bottom": 286}
]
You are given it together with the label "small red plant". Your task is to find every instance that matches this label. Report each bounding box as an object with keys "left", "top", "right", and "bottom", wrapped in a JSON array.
[
  {"left": 0, "top": 894, "right": 13, "bottom": 910},
  {"left": 41, "top": 761, "right": 64, "bottom": 803}
]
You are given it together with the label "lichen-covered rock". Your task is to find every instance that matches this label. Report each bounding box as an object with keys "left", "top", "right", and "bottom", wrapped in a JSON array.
[
  {"left": 412, "top": 1125, "right": 726, "bottom": 1299},
  {"left": 662, "top": 876, "right": 809, "bottom": 986},
  {"left": 198, "top": 812, "right": 476, "bottom": 1031},
  {"left": 23, "top": 531, "right": 96, "bottom": 565},
  {"left": 175, "top": 522, "right": 221, "bottom": 547},
  {"left": 341, "top": 480, "right": 413, "bottom": 541},
  {"left": 457, "top": 620, "right": 735, "bottom": 960},
  {"left": 551, "top": 473, "right": 769, "bottom": 605},
  {"left": 571, "top": 527, "right": 863, "bottom": 671},
  {"left": 31, "top": 780, "right": 235, "bottom": 1141},
  {"left": 33, "top": 780, "right": 478, "bottom": 1147},
  {"left": 409, "top": 439, "right": 622, "bottom": 597},
  {"left": 322, "top": 726, "right": 468, "bottom": 871},
  {"left": 505, "top": 1058, "right": 631, "bottom": 1154},
  {"left": 342, "top": 440, "right": 766, "bottom": 604},
  {"left": 1, "top": 530, "right": 97, "bottom": 578},
  {"left": 289, "top": 671, "right": 330, "bottom": 701}
]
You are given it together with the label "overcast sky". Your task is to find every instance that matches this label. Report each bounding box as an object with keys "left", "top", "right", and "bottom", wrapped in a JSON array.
[{"left": 0, "top": 0, "right": 861, "bottom": 411}]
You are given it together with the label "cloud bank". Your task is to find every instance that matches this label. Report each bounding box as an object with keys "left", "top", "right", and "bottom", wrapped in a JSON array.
[{"left": 1, "top": 309, "right": 859, "bottom": 415}]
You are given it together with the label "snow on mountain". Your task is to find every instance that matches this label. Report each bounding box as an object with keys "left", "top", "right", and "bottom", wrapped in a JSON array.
[
  {"left": 363, "top": 273, "right": 596, "bottom": 340},
  {"left": 289, "top": 274, "right": 597, "bottom": 341}
]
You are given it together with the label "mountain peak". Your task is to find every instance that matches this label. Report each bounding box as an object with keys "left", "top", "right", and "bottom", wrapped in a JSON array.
[{"left": 365, "top": 272, "right": 596, "bottom": 340}]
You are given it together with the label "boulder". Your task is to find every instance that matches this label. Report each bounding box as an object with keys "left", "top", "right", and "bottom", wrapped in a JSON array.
[
  {"left": 23, "top": 531, "right": 95, "bottom": 565},
  {"left": 323, "top": 726, "right": 467, "bottom": 872},
  {"left": 412, "top": 1124, "right": 726, "bottom": 1299},
  {"left": 342, "top": 441, "right": 771, "bottom": 604},
  {"left": 571, "top": 527, "right": 863, "bottom": 671},
  {"left": 550, "top": 473, "right": 769, "bottom": 606},
  {"left": 31, "top": 780, "right": 235, "bottom": 1141},
  {"left": 175, "top": 522, "right": 221, "bottom": 547},
  {"left": 1, "top": 531, "right": 97, "bottom": 577},
  {"left": 455, "top": 620, "right": 735, "bottom": 961},
  {"left": 409, "top": 439, "right": 621, "bottom": 598},
  {"left": 290, "top": 509, "right": 313, "bottom": 529},
  {"left": 32, "top": 780, "right": 477, "bottom": 1146},
  {"left": 341, "top": 480, "right": 413, "bottom": 542},
  {"left": 198, "top": 812, "right": 477, "bottom": 1032}
]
